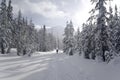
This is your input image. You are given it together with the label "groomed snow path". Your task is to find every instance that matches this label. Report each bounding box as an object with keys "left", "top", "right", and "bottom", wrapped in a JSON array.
[
  {"left": 0, "top": 51, "right": 91, "bottom": 80},
  {"left": 0, "top": 51, "right": 120, "bottom": 80}
]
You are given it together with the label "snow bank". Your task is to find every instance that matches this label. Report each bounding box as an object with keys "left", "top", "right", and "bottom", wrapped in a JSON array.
[
  {"left": 67, "top": 54, "right": 120, "bottom": 80},
  {"left": 109, "top": 56, "right": 120, "bottom": 65}
]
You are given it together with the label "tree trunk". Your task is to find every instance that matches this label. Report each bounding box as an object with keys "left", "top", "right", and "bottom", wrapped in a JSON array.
[
  {"left": 1, "top": 42, "right": 5, "bottom": 54},
  {"left": 6, "top": 46, "right": 11, "bottom": 54},
  {"left": 23, "top": 48, "right": 26, "bottom": 56},
  {"left": 69, "top": 48, "right": 73, "bottom": 56},
  {"left": 102, "top": 46, "right": 107, "bottom": 62},
  {"left": 17, "top": 47, "right": 20, "bottom": 56}
]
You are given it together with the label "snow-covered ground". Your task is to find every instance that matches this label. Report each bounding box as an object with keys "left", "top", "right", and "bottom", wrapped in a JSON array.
[{"left": 0, "top": 50, "right": 120, "bottom": 80}]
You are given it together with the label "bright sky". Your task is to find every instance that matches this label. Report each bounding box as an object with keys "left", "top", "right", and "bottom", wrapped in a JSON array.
[{"left": 3, "top": 0, "right": 120, "bottom": 30}]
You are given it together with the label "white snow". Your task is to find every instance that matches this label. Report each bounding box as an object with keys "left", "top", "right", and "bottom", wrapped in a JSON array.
[{"left": 0, "top": 50, "right": 120, "bottom": 80}]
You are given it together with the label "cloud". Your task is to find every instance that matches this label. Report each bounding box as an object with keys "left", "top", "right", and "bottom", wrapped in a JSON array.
[
  {"left": 11, "top": 0, "right": 92, "bottom": 30},
  {"left": 13, "top": 0, "right": 68, "bottom": 19},
  {"left": 10, "top": 0, "right": 120, "bottom": 32}
]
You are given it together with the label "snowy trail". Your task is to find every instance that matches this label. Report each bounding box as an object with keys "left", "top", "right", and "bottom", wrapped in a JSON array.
[
  {"left": 0, "top": 52, "right": 91, "bottom": 80},
  {"left": 1, "top": 51, "right": 120, "bottom": 80}
]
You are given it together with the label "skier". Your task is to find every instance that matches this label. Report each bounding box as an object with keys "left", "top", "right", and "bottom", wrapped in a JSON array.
[{"left": 56, "top": 49, "right": 59, "bottom": 54}]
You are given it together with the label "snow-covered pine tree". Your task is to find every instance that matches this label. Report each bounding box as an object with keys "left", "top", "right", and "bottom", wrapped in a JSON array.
[
  {"left": 63, "top": 21, "right": 75, "bottom": 55},
  {"left": 0, "top": 0, "right": 7, "bottom": 54},
  {"left": 106, "top": 4, "right": 118, "bottom": 62},
  {"left": 15, "top": 10, "right": 23, "bottom": 56},
  {"left": 27, "top": 19, "right": 36, "bottom": 55},
  {"left": 37, "top": 27, "right": 43, "bottom": 51},
  {"left": 74, "top": 27, "right": 81, "bottom": 54},
  {"left": 6, "top": 0, "right": 13, "bottom": 53},
  {"left": 90, "top": 0, "right": 110, "bottom": 62},
  {"left": 77, "top": 24, "right": 87, "bottom": 57},
  {"left": 113, "top": 5, "right": 120, "bottom": 54},
  {"left": 79, "top": 23, "right": 96, "bottom": 59},
  {"left": 21, "top": 18, "right": 28, "bottom": 55},
  {"left": 107, "top": 5, "right": 120, "bottom": 60}
]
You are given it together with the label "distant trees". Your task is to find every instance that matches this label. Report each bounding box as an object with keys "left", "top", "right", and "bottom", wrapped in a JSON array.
[
  {"left": 0, "top": 0, "right": 57, "bottom": 55},
  {"left": 37, "top": 25, "right": 56, "bottom": 52},
  {"left": 46, "top": 33, "right": 56, "bottom": 51}
]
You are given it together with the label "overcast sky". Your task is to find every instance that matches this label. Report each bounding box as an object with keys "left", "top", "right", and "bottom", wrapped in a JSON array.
[{"left": 4, "top": 0, "right": 120, "bottom": 30}]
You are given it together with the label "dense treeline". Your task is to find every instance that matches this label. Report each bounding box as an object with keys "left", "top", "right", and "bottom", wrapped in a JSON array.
[
  {"left": 63, "top": 0, "right": 120, "bottom": 62},
  {"left": 0, "top": 0, "right": 57, "bottom": 56}
]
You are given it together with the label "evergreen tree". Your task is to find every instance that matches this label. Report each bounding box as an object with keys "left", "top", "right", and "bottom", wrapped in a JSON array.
[
  {"left": 91, "top": 0, "right": 110, "bottom": 62},
  {"left": 113, "top": 5, "right": 120, "bottom": 53},
  {"left": 80, "top": 23, "right": 96, "bottom": 59},
  {"left": 63, "top": 21, "right": 75, "bottom": 55},
  {"left": 15, "top": 10, "right": 23, "bottom": 56},
  {"left": 27, "top": 19, "right": 36, "bottom": 55},
  {"left": 106, "top": 5, "right": 118, "bottom": 62},
  {"left": 75, "top": 27, "right": 81, "bottom": 54},
  {"left": 6, "top": 0, "right": 13, "bottom": 53},
  {"left": 0, "top": 0, "right": 7, "bottom": 54}
]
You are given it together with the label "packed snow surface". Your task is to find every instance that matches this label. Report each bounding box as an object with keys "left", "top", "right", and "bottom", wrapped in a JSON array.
[{"left": 0, "top": 50, "right": 120, "bottom": 80}]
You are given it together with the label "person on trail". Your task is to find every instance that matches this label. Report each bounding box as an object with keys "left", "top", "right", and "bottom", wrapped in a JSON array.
[{"left": 56, "top": 49, "right": 58, "bottom": 54}]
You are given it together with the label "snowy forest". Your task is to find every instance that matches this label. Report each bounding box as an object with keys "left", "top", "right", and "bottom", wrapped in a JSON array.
[
  {"left": 1, "top": 0, "right": 120, "bottom": 80},
  {"left": 0, "top": 0, "right": 57, "bottom": 56},
  {"left": 1, "top": 0, "right": 120, "bottom": 62},
  {"left": 63, "top": 0, "right": 120, "bottom": 63}
]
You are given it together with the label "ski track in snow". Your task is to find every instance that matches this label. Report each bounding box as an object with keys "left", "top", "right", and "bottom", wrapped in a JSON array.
[{"left": 0, "top": 52, "right": 91, "bottom": 80}]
